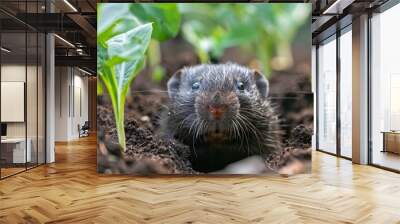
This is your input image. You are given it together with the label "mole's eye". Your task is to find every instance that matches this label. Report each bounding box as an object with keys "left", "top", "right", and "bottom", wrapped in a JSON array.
[
  {"left": 192, "top": 82, "right": 200, "bottom": 90},
  {"left": 237, "top": 81, "right": 245, "bottom": 91}
]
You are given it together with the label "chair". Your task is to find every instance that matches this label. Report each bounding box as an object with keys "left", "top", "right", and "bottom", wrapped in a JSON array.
[{"left": 79, "top": 121, "right": 90, "bottom": 138}]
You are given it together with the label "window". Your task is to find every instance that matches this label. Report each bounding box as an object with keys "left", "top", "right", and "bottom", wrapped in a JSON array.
[
  {"left": 339, "top": 27, "right": 352, "bottom": 158},
  {"left": 0, "top": 1, "right": 46, "bottom": 179},
  {"left": 317, "top": 36, "right": 337, "bottom": 154},
  {"left": 370, "top": 3, "right": 400, "bottom": 171}
]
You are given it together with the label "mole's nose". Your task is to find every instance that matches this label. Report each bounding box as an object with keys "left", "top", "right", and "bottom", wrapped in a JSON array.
[{"left": 208, "top": 105, "right": 226, "bottom": 120}]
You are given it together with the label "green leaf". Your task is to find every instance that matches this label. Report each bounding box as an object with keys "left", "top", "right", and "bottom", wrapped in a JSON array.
[
  {"left": 97, "top": 3, "right": 139, "bottom": 45},
  {"left": 98, "top": 3, "right": 129, "bottom": 35},
  {"left": 130, "top": 4, "right": 180, "bottom": 41},
  {"left": 97, "top": 78, "right": 104, "bottom": 95},
  {"left": 97, "top": 43, "right": 107, "bottom": 73},
  {"left": 106, "top": 23, "right": 153, "bottom": 93}
]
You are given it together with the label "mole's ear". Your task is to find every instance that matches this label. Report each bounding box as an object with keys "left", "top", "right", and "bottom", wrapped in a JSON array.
[
  {"left": 253, "top": 70, "right": 269, "bottom": 99},
  {"left": 167, "top": 69, "right": 183, "bottom": 99}
]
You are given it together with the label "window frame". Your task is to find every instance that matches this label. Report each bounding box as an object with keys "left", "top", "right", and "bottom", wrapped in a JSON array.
[{"left": 315, "top": 22, "right": 353, "bottom": 161}]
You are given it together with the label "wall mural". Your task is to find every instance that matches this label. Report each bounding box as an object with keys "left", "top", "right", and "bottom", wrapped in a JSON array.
[{"left": 97, "top": 3, "right": 313, "bottom": 175}]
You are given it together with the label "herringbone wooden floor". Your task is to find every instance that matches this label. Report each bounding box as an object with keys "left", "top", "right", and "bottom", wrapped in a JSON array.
[{"left": 1, "top": 135, "right": 400, "bottom": 224}]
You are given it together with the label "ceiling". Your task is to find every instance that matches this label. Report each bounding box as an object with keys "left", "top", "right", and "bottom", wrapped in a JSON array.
[
  {"left": 0, "top": 0, "right": 96, "bottom": 74},
  {"left": 1, "top": 0, "right": 394, "bottom": 74},
  {"left": 311, "top": 0, "right": 390, "bottom": 44}
]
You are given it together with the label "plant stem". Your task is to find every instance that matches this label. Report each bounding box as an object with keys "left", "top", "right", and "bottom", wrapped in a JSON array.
[
  {"left": 116, "top": 116, "right": 126, "bottom": 152},
  {"left": 197, "top": 48, "right": 209, "bottom": 63},
  {"left": 115, "top": 105, "right": 126, "bottom": 151}
]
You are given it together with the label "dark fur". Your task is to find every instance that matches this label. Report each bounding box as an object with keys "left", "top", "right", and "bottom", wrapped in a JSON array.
[{"left": 161, "top": 63, "right": 282, "bottom": 172}]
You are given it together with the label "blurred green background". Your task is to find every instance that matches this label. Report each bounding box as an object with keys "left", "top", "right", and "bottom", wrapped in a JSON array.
[{"left": 98, "top": 3, "right": 310, "bottom": 86}]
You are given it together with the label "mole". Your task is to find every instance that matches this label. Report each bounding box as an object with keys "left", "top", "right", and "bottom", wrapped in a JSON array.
[{"left": 160, "top": 63, "right": 282, "bottom": 172}]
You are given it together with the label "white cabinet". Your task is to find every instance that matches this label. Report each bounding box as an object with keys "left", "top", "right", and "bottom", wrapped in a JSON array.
[{"left": 1, "top": 138, "right": 32, "bottom": 163}]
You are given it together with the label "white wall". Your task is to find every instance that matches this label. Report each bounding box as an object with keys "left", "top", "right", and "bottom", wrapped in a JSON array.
[
  {"left": 1, "top": 63, "right": 46, "bottom": 164},
  {"left": 1, "top": 65, "right": 26, "bottom": 137},
  {"left": 54, "top": 66, "right": 89, "bottom": 141},
  {"left": 55, "top": 66, "right": 69, "bottom": 141},
  {"left": 1, "top": 65, "right": 33, "bottom": 138},
  {"left": 72, "top": 73, "right": 89, "bottom": 138}
]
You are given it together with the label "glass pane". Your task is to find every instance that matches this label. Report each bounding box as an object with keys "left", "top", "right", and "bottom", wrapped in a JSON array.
[
  {"left": 340, "top": 29, "right": 352, "bottom": 158},
  {"left": 38, "top": 32, "right": 45, "bottom": 165},
  {"left": 371, "top": 5, "right": 400, "bottom": 171},
  {"left": 1, "top": 30, "right": 27, "bottom": 177},
  {"left": 0, "top": 0, "right": 46, "bottom": 178},
  {"left": 26, "top": 0, "right": 39, "bottom": 169},
  {"left": 317, "top": 37, "right": 337, "bottom": 154},
  {"left": 27, "top": 31, "right": 38, "bottom": 169}
]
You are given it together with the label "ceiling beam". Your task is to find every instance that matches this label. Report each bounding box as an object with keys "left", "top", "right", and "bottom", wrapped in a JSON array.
[
  {"left": 55, "top": 55, "right": 96, "bottom": 71},
  {"left": 67, "top": 13, "right": 96, "bottom": 46},
  {"left": 312, "top": 15, "right": 335, "bottom": 33},
  {"left": 322, "top": 0, "right": 356, "bottom": 15}
]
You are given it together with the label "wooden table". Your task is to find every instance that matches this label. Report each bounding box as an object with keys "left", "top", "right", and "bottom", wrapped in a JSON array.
[{"left": 381, "top": 131, "right": 400, "bottom": 154}]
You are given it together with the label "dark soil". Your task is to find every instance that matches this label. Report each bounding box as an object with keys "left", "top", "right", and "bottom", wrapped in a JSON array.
[
  {"left": 97, "top": 90, "right": 312, "bottom": 175},
  {"left": 97, "top": 92, "right": 196, "bottom": 175},
  {"left": 269, "top": 71, "right": 314, "bottom": 140}
]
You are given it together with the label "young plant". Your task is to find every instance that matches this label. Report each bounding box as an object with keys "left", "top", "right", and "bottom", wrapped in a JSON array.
[
  {"left": 98, "top": 23, "right": 153, "bottom": 151},
  {"left": 97, "top": 3, "right": 180, "bottom": 151}
]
